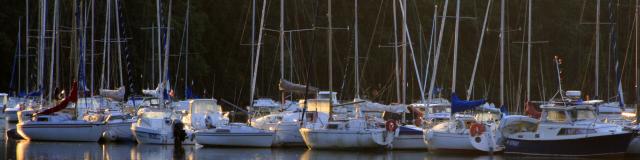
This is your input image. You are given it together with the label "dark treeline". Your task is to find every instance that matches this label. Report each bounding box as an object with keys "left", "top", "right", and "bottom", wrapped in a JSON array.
[{"left": 0, "top": 0, "right": 638, "bottom": 113}]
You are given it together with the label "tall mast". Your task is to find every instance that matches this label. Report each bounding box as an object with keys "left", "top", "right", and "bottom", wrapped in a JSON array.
[
  {"left": 90, "top": 0, "right": 95, "bottom": 95},
  {"left": 393, "top": 0, "right": 400, "bottom": 103},
  {"left": 635, "top": 0, "right": 639, "bottom": 105},
  {"left": 428, "top": 0, "right": 449, "bottom": 101},
  {"left": 595, "top": 0, "right": 600, "bottom": 99},
  {"left": 279, "top": 0, "right": 285, "bottom": 107},
  {"left": 38, "top": 0, "right": 47, "bottom": 103},
  {"left": 526, "top": 0, "right": 532, "bottom": 101},
  {"left": 354, "top": 0, "right": 359, "bottom": 99},
  {"left": 101, "top": 0, "right": 111, "bottom": 89},
  {"left": 156, "top": 0, "right": 163, "bottom": 85},
  {"left": 452, "top": 0, "right": 460, "bottom": 94},
  {"left": 249, "top": 0, "right": 268, "bottom": 112},
  {"left": 184, "top": 0, "right": 190, "bottom": 98},
  {"left": 401, "top": 0, "right": 407, "bottom": 104},
  {"left": 164, "top": 0, "right": 172, "bottom": 93},
  {"left": 25, "top": 0, "right": 30, "bottom": 94},
  {"left": 328, "top": 0, "right": 333, "bottom": 114},
  {"left": 466, "top": 0, "right": 492, "bottom": 100},
  {"left": 49, "top": 0, "right": 59, "bottom": 102},
  {"left": 280, "top": 0, "right": 285, "bottom": 82},
  {"left": 499, "top": 0, "right": 505, "bottom": 106},
  {"left": 115, "top": 0, "right": 124, "bottom": 87},
  {"left": 249, "top": 0, "right": 255, "bottom": 102}
]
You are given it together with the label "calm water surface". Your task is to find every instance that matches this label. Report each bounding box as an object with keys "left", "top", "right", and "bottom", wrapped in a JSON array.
[{"left": 2, "top": 119, "right": 639, "bottom": 160}]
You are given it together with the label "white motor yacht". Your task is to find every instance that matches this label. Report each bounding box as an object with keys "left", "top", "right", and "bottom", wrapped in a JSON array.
[{"left": 501, "top": 103, "right": 635, "bottom": 156}]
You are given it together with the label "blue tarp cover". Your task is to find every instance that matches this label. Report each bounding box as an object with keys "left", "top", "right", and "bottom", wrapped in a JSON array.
[{"left": 451, "top": 93, "right": 486, "bottom": 113}]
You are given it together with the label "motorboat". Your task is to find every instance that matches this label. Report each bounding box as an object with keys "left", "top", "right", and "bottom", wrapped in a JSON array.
[
  {"left": 250, "top": 97, "right": 329, "bottom": 146},
  {"left": 17, "top": 82, "right": 108, "bottom": 142},
  {"left": 132, "top": 98, "right": 226, "bottom": 145},
  {"left": 501, "top": 102, "right": 635, "bottom": 156},
  {"left": 194, "top": 122, "right": 275, "bottom": 147},
  {"left": 424, "top": 93, "right": 504, "bottom": 153}
]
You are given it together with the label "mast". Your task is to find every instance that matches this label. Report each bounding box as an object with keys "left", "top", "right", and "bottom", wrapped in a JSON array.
[
  {"left": 90, "top": 0, "right": 95, "bottom": 95},
  {"left": 328, "top": 0, "right": 333, "bottom": 116},
  {"left": 467, "top": 0, "right": 492, "bottom": 100},
  {"left": 354, "top": 0, "right": 359, "bottom": 99},
  {"left": 25, "top": 0, "right": 30, "bottom": 94},
  {"left": 38, "top": 0, "right": 47, "bottom": 103},
  {"left": 115, "top": 0, "right": 124, "bottom": 87},
  {"left": 499, "top": 0, "right": 505, "bottom": 107},
  {"left": 595, "top": 0, "right": 600, "bottom": 99},
  {"left": 156, "top": 0, "right": 163, "bottom": 85},
  {"left": 401, "top": 0, "right": 407, "bottom": 104},
  {"left": 163, "top": 0, "right": 172, "bottom": 97},
  {"left": 49, "top": 0, "right": 59, "bottom": 102},
  {"left": 279, "top": 0, "right": 285, "bottom": 107},
  {"left": 249, "top": 0, "right": 268, "bottom": 113},
  {"left": 393, "top": 0, "right": 400, "bottom": 103},
  {"left": 526, "top": 0, "right": 532, "bottom": 101},
  {"left": 452, "top": 0, "right": 460, "bottom": 94},
  {"left": 184, "top": 0, "right": 190, "bottom": 98},
  {"left": 428, "top": 0, "right": 449, "bottom": 101},
  {"left": 101, "top": 0, "right": 111, "bottom": 89}
]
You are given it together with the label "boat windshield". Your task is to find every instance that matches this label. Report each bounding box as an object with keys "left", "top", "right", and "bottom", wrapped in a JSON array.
[
  {"left": 142, "top": 112, "right": 171, "bottom": 119},
  {"left": 429, "top": 105, "right": 451, "bottom": 113},
  {"left": 192, "top": 101, "right": 219, "bottom": 114},
  {"left": 544, "top": 110, "right": 567, "bottom": 123},
  {"left": 570, "top": 109, "right": 596, "bottom": 121}
]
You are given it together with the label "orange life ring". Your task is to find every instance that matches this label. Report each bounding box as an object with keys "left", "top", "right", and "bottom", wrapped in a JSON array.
[
  {"left": 385, "top": 120, "right": 398, "bottom": 132},
  {"left": 469, "top": 123, "right": 485, "bottom": 137}
]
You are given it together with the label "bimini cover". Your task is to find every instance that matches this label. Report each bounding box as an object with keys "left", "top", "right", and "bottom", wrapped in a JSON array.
[
  {"left": 279, "top": 79, "right": 318, "bottom": 95},
  {"left": 359, "top": 101, "right": 408, "bottom": 113},
  {"left": 38, "top": 81, "right": 78, "bottom": 115},
  {"left": 450, "top": 93, "right": 485, "bottom": 113}
]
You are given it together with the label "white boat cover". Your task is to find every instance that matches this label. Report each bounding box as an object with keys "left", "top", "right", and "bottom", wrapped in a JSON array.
[{"left": 99, "top": 86, "right": 125, "bottom": 101}]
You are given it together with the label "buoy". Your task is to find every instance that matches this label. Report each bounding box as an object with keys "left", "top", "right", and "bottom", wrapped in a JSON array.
[{"left": 469, "top": 123, "right": 485, "bottom": 137}]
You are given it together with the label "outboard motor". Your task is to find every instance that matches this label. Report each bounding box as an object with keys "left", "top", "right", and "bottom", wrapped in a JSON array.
[{"left": 173, "top": 121, "right": 187, "bottom": 145}]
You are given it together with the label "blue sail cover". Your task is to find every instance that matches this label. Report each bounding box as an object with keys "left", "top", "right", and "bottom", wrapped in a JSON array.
[{"left": 451, "top": 93, "right": 486, "bottom": 113}]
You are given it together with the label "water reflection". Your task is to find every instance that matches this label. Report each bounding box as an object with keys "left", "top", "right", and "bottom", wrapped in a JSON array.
[{"left": 2, "top": 118, "right": 640, "bottom": 160}]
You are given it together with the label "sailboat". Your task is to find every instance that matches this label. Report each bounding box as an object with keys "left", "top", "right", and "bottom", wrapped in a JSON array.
[
  {"left": 17, "top": 81, "right": 108, "bottom": 142},
  {"left": 194, "top": 0, "right": 275, "bottom": 147}
]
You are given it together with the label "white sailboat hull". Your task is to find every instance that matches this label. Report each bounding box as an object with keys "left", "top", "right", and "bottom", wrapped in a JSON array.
[
  {"left": 104, "top": 120, "right": 135, "bottom": 142},
  {"left": 272, "top": 122, "right": 304, "bottom": 146},
  {"left": 195, "top": 130, "right": 274, "bottom": 147},
  {"left": 299, "top": 128, "right": 393, "bottom": 149},
  {"left": 17, "top": 122, "right": 106, "bottom": 142},
  {"left": 392, "top": 134, "right": 428, "bottom": 149},
  {"left": 424, "top": 131, "right": 475, "bottom": 151},
  {"left": 131, "top": 126, "right": 195, "bottom": 145}
]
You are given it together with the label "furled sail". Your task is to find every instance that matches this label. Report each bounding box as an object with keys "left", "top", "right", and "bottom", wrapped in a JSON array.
[
  {"left": 451, "top": 93, "right": 486, "bottom": 113},
  {"left": 279, "top": 79, "right": 318, "bottom": 94},
  {"left": 37, "top": 81, "right": 78, "bottom": 115},
  {"left": 100, "top": 86, "right": 125, "bottom": 101}
]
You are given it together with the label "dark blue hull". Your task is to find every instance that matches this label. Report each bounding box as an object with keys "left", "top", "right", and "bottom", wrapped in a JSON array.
[{"left": 504, "top": 133, "right": 635, "bottom": 156}]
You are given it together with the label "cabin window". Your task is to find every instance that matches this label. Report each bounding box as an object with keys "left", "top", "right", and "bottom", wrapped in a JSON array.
[
  {"left": 37, "top": 117, "right": 48, "bottom": 122},
  {"left": 306, "top": 112, "right": 316, "bottom": 122},
  {"left": 327, "top": 124, "right": 339, "bottom": 129},
  {"left": 570, "top": 109, "right": 596, "bottom": 121},
  {"left": 545, "top": 110, "right": 567, "bottom": 123},
  {"left": 557, "top": 128, "right": 597, "bottom": 135}
]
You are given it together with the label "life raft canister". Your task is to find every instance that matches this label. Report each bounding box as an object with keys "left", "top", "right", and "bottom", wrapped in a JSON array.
[
  {"left": 469, "top": 123, "right": 485, "bottom": 137},
  {"left": 385, "top": 120, "right": 398, "bottom": 132}
]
